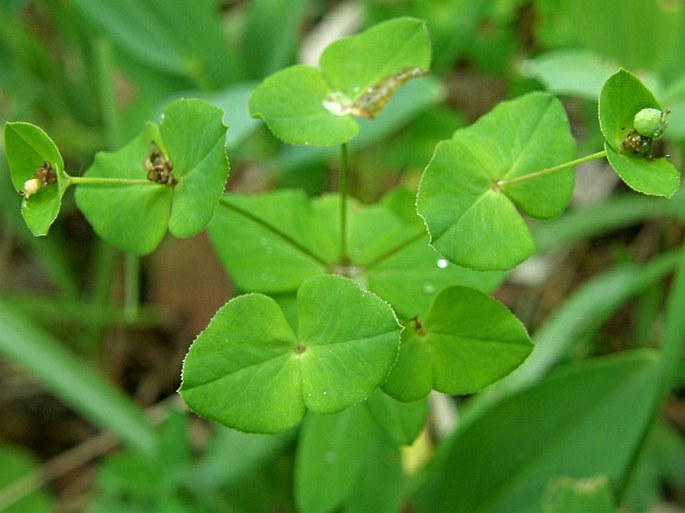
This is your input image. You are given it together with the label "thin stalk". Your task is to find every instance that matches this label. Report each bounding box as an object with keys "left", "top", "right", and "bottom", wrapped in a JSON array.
[
  {"left": 340, "top": 143, "right": 349, "bottom": 263},
  {"left": 67, "top": 176, "right": 154, "bottom": 186},
  {"left": 496, "top": 150, "right": 607, "bottom": 188},
  {"left": 124, "top": 252, "right": 140, "bottom": 323}
]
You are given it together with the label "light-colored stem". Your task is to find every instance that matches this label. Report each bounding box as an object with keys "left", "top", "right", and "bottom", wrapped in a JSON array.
[
  {"left": 496, "top": 150, "right": 607, "bottom": 188},
  {"left": 340, "top": 143, "right": 349, "bottom": 263},
  {"left": 68, "top": 176, "right": 155, "bottom": 186}
]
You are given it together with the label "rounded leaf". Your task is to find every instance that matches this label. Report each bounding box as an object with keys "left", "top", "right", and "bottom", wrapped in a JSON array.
[
  {"left": 418, "top": 92, "right": 575, "bottom": 271},
  {"left": 76, "top": 99, "right": 229, "bottom": 254},
  {"left": 321, "top": 17, "right": 431, "bottom": 112},
  {"left": 3, "top": 122, "right": 68, "bottom": 236},
  {"left": 383, "top": 286, "right": 532, "bottom": 401},
  {"left": 161, "top": 99, "right": 230, "bottom": 238},
  {"left": 75, "top": 122, "right": 172, "bottom": 254},
  {"left": 598, "top": 69, "right": 680, "bottom": 197},
  {"left": 248, "top": 17, "right": 431, "bottom": 146},
  {"left": 179, "top": 274, "right": 402, "bottom": 433},
  {"left": 249, "top": 65, "right": 359, "bottom": 146}
]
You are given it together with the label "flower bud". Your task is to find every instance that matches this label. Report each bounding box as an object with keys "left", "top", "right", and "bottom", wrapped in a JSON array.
[{"left": 633, "top": 108, "right": 669, "bottom": 139}]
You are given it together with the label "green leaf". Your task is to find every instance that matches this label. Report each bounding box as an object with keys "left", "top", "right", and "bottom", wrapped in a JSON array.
[
  {"left": 209, "top": 191, "right": 503, "bottom": 319},
  {"left": 364, "top": 390, "right": 428, "bottom": 445},
  {"left": 0, "top": 443, "right": 53, "bottom": 513},
  {"left": 295, "top": 406, "right": 404, "bottom": 513},
  {"left": 320, "top": 17, "right": 431, "bottom": 101},
  {"left": 524, "top": 48, "right": 618, "bottom": 100},
  {"left": 248, "top": 17, "right": 431, "bottom": 146},
  {"left": 75, "top": 99, "right": 229, "bottom": 255},
  {"left": 605, "top": 142, "right": 680, "bottom": 198},
  {"left": 418, "top": 92, "right": 576, "bottom": 271},
  {"left": 249, "top": 65, "right": 360, "bottom": 146},
  {"left": 179, "top": 274, "right": 402, "bottom": 433},
  {"left": 295, "top": 407, "right": 375, "bottom": 513},
  {"left": 541, "top": 476, "right": 615, "bottom": 513},
  {"left": 3, "top": 122, "right": 68, "bottom": 236},
  {"left": 70, "top": 0, "right": 238, "bottom": 84},
  {"left": 415, "top": 349, "right": 660, "bottom": 513},
  {"left": 161, "top": 99, "right": 230, "bottom": 238},
  {"left": 383, "top": 286, "right": 532, "bottom": 401},
  {"left": 0, "top": 302, "right": 157, "bottom": 456},
  {"left": 598, "top": 68, "right": 680, "bottom": 197}
]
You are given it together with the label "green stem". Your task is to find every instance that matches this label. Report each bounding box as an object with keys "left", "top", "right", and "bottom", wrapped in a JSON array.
[
  {"left": 124, "top": 252, "right": 140, "bottom": 323},
  {"left": 496, "top": 150, "right": 607, "bottom": 188},
  {"left": 340, "top": 143, "right": 349, "bottom": 264},
  {"left": 67, "top": 176, "right": 155, "bottom": 186}
]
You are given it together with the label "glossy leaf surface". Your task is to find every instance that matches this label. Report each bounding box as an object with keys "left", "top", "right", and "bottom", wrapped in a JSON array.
[
  {"left": 383, "top": 286, "right": 532, "bottom": 401},
  {"left": 75, "top": 99, "right": 229, "bottom": 254},
  {"left": 3, "top": 122, "right": 68, "bottom": 236},
  {"left": 179, "top": 275, "right": 402, "bottom": 433},
  {"left": 598, "top": 69, "right": 680, "bottom": 197},
  {"left": 209, "top": 190, "right": 503, "bottom": 319},
  {"left": 415, "top": 349, "right": 660, "bottom": 513},
  {"left": 418, "top": 92, "right": 576, "bottom": 271},
  {"left": 249, "top": 17, "right": 431, "bottom": 145}
]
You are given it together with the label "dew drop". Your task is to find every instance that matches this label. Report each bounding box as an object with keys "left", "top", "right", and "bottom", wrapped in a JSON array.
[
  {"left": 436, "top": 258, "right": 449, "bottom": 269},
  {"left": 423, "top": 282, "right": 436, "bottom": 294},
  {"left": 323, "top": 390, "right": 328, "bottom": 396},
  {"left": 324, "top": 451, "right": 337, "bottom": 463},
  {"left": 259, "top": 237, "right": 268, "bottom": 246}
]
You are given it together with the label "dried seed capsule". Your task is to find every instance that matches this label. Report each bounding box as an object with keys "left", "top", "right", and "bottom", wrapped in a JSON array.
[
  {"left": 621, "top": 129, "right": 654, "bottom": 160},
  {"left": 144, "top": 142, "right": 176, "bottom": 185}
]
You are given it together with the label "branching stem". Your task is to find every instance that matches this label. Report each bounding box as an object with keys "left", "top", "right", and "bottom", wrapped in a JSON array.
[{"left": 496, "top": 150, "right": 607, "bottom": 188}]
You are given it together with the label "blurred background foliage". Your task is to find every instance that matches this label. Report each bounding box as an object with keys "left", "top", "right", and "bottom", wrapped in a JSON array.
[{"left": 1, "top": 0, "right": 685, "bottom": 511}]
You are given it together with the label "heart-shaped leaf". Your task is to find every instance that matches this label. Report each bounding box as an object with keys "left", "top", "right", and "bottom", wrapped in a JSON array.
[
  {"left": 417, "top": 92, "right": 576, "bottom": 271},
  {"left": 249, "top": 17, "right": 431, "bottom": 146},
  {"left": 75, "top": 99, "right": 229, "bottom": 254},
  {"left": 3, "top": 122, "right": 68, "bottom": 236},
  {"left": 209, "top": 190, "right": 503, "bottom": 319},
  {"left": 598, "top": 68, "right": 680, "bottom": 197},
  {"left": 382, "top": 286, "right": 532, "bottom": 401},
  {"left": 179, "top": 274, "right": 402, "bottom": 433}
]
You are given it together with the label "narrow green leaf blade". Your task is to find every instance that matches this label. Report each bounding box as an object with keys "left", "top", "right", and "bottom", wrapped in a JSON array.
[
  {"left": 541, "top": 476, "right": 615, "bottom": 513},
  {"left": 418, "top": 92, "right": 575, "bottom": 270},
  {"left": 3, "top": 122, "right": 67, "bottom": 236},
  {"left": 162, "top": 98, "right": 230, "bottom": 238},
  {"left": 383, "top": 286, "right": 532, "bottom": 401},
  {"left": 0, "top": 302, "right": 157, "bottom": 456},
  {"left": 415, "top": 349, "right": 660, "bottom": 513}
]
